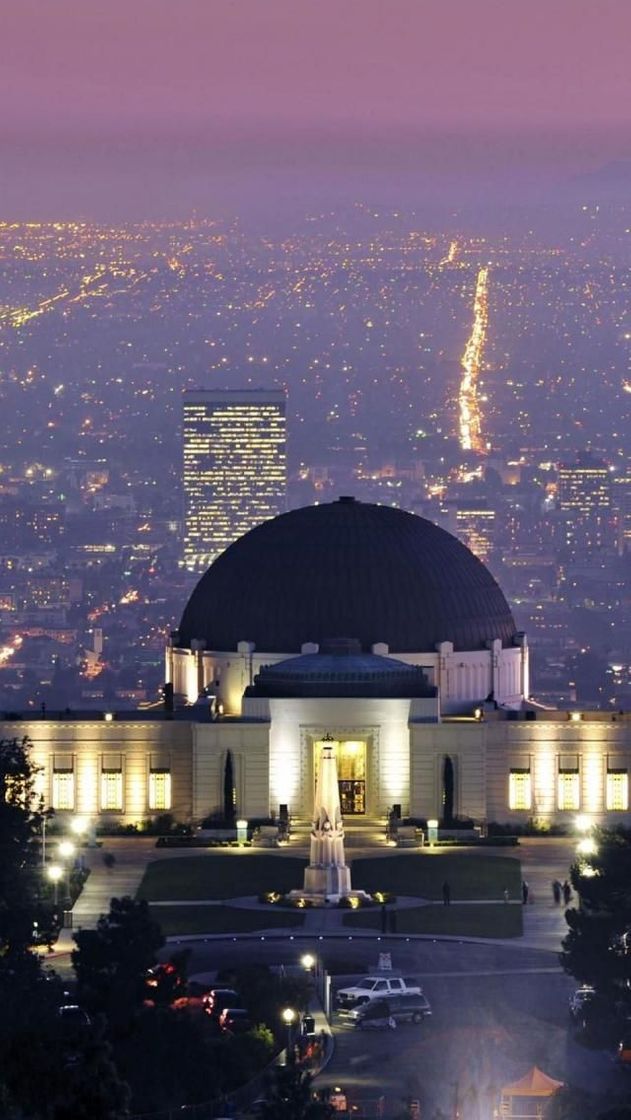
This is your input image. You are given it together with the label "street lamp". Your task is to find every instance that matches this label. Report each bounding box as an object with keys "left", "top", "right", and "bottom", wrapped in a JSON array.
[
  {"left": 577, "top": 838, "right": 597, "bottom": 857},
  {"left": 575, "top": 815, "right": 590, "bottom": 834},
  {"left": 282, "top": 1007, "right": 296, "bottom": 1061},
  {"left": 47, "top": 863, "right": 63, "bottom": 906},
  {"left": 58, "top": 840, "right": 75, "bottom": 860},
  {"left": 70, "top": 816, "right": 88, "bottom": 838},
  {"left": 301, "top": 953, "right": 315, "bottom": 972},
  {"left": 58, "top": 840, "right": 76, "bottom": 901}
]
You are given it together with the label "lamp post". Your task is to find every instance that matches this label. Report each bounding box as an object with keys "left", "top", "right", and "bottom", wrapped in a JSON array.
[
  {"left": 282, "top": 1007, "right": 296, "bottom": 1062},
  {"left": 70, "top": 816, "right": 89, "bottom": 868},
  {"left": 47, "top": 863, "right": 63, "bottom": 907},
  {"left": 41, "top": 814, "right": 47, "bottom": 868},
  {"left": 58, "top": 840, "right": 75, "bottom": 901}
]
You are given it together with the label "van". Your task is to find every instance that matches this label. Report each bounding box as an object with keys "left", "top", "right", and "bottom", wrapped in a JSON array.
[{"left": 350, "top": 991, "right": 432, "bottom": 1029}]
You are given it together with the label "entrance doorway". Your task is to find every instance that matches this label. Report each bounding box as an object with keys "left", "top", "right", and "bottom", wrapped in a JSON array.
[{"left": 314, "top": 739, "right": 367, "bottom": 815}]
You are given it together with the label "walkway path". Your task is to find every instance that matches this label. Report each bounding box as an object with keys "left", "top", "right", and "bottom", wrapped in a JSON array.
[{"left": 55, "top": 834, "right": 574, "bottom": 956}]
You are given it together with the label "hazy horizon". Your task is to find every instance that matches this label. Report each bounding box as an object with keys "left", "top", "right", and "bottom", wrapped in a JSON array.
[{"left": 2, "top": 0, "right": 630, "bottom": 222}]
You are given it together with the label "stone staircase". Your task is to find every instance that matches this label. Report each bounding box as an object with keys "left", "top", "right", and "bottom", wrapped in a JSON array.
[{"left": 288, "top": 816, "right": 387, "bottom": 851}]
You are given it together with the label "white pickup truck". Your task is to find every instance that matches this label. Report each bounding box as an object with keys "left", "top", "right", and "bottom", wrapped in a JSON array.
[{"left": 336, "top": 974, "right": 422, "bottom": 1010}]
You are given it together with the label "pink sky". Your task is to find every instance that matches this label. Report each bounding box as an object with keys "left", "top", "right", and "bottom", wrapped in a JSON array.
[
  {"left": 2, "top": 0, "right": 630, "bottom": 217},
  {"left": 3, "top": 0, "right": 630, "bottom": 133}
]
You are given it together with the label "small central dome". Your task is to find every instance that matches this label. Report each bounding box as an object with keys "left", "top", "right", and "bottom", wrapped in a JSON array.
[
  {"left": 177, "top": 498, "right": 516, "bottom": 653},
  {"left": 246, "top": 646, "right": 436, "bottom": 698}
]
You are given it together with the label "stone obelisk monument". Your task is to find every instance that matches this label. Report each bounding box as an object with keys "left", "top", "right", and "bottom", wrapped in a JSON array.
[{"left": 291, "top": 738, "right": 369, "bottom": 904}]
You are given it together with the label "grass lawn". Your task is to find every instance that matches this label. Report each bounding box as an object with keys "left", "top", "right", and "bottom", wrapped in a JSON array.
[
  {"left": 350, "top": 852, "right": 522, "bottom": 901},
  {"left": 150, "top": 904, "right": 306, "bottom": 937},
  {"left": 342, "top": 902, "right": 523, "bottom": 939},
  {"left": 137, "top": 854, "right": 308, "bottom": 901}
]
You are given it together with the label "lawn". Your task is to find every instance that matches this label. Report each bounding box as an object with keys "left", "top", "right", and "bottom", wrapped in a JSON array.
[
  {"left": 150, "top": 904, "right": 305, "bottom": 937},
  {"left": 137, "top": 854, "right": 308, "bottom": 901},
  {"left": 350, "top": 852, "right": 522, "bottom": 901},
  {"left": 342, "top": 902, "right": 523, "bottom": 939}
]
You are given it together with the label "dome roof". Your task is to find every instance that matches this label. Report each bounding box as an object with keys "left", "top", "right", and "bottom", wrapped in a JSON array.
[
  {"left": 246, "top": 639, "right": 436, "bottom": 698},
  {"left": 177, "top": 497, "right": 516, "bottom": 654}
]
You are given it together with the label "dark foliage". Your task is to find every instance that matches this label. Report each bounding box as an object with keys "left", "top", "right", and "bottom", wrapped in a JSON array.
[
  {"left": 0, "top": 949, "right": 130, "bottom": 1119},
  {"left": 560, "top": 827, "right": 631, "bottom": 1006},
  {"left": 72, "top": 896, "right": 165, "bottom": 1028},
  {"left": 442, "top": 755, "right": 454, "bottom": 826},
  {"left": 258, "top": 1062, "right": 335, "bottom": 1120},
  {"left": 0, "top": 737, "right": 47, "bottom": 952},
  {"left": 223, "top": 749, "right": 236, "bottom": 824}
]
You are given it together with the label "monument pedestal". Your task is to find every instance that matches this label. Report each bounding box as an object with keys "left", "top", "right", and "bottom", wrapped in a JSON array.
[{"left": 288, "top": 739, "right": 371, "bottom": 905}]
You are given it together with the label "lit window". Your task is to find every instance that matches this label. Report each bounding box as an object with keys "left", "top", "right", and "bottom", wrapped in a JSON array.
[
  {"left": 52, "top": 771, "right": 75, "bottom": 811},
  {"left": 509, "top": 770, "right": 532, "bottom": 810},
  {"left": 606, "top": 770, "right": 628, "bottom": 812},
  {"left": 558, "top": 771, "right": 580, "bottom": 811},
  {"left": 149, "top": 771, "right": 171, "bottom": 811},
  {"left": 101, "top": 771, "right": 123, "bottom": 812}
]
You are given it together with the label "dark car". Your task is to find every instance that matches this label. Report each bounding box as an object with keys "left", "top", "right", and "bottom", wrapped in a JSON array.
[
  {"left": 203, "top": 988, "right": 240, "bottom": 1019},
  {"left": 57, "top": 1005, "right": 91, "bottom": 1032},
  {"left": 219, "top": 1008, "right": 252, "bottom": 1034},
  {"left": 350, "top": 992, "right": 432, "bottom": 1029}
]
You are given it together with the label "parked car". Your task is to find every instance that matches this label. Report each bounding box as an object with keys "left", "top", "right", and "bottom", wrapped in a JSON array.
[
  {"left": 569, "top": 986, "right": 597, "bottom": 1021},
  {"left": 219, "top": 1008, "right": 252, "bottom": 1034},
  {"left": 348, "top": 992, "right": 432, "bottom": 1028},
  {"left": 203, "top": 988, "right": 240, "bottom": 1019},
  {"left": 336, "top": 974, "right": 422, "bottom": 1009},
  {"left": 57, "top": 1005, "right": 91, "bottom": 1031}
]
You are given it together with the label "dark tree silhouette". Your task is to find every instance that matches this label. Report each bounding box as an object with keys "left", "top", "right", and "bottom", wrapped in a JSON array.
[
  {"left": 258, "top": 1062, "right": 334, "bottom": 1120},
  {"left": 73, "top": 897, "right": 164, "bottom": 1028},
  {"left": 442, "top": 755, "right": 454, "bottom": 826},
  {"left": 0, "top": 736, "right": 47, "bottom": 953},
  {"left": 223, "top": 749, "right": 236, "bottom": 824},
  {"left": 561, "top": 827, "right": 631, "bottom": 1036}
]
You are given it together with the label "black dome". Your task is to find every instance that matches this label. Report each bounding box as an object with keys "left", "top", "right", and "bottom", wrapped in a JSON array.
[{"left": 177, "top": 498, "right": 516, "bottom": 654}]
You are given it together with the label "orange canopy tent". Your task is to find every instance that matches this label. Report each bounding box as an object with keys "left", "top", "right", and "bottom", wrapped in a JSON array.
[{"left": 499, "top": 1067, "right": 564, "bottom": 1118}]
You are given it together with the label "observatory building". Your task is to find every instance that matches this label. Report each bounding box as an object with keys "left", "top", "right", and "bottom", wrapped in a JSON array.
[{"left": 4, "top": 499, "right": 631, "bottom": 829}]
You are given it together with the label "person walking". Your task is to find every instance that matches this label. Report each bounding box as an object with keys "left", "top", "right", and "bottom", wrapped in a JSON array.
[
  {"left": 442, "top": 880, "right": 451, "bottom": 906},
  {"left": 562, "top": 880, "right": 572, "bottom": 906},
  {"left": 522, "top": 879, "right": 529, "bottom": 905},
  {"left": 552, "top": 879, "right": 562, "bottom": 905}
]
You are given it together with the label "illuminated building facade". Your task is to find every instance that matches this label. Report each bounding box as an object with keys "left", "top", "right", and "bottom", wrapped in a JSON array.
[
  {"left": 613, "top": 471, "right": 631, "bottom": 556},
  {"left": 182, "top": 389, "right": 286, "bottom": 571},
  {"left": 444, "top": 501, "right": 496, "bottom": 563},
  {"left": 557, "top": 452, "right": 613, "bottom": 557},
  {"left": 6, "top": 499, "right": 631, "bottom": 830}
]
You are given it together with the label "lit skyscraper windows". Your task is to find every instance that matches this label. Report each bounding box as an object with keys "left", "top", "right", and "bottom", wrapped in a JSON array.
[{"left": 183, "top": 389, "right": 286, "bottom": 571}]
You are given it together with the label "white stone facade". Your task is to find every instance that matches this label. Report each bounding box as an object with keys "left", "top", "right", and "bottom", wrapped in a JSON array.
[
  {"left": 167, "top": 636, "right": 527, "bottom": 717},
  {"left": 4, "top": 705, "right": 631, "bottom": 830}
]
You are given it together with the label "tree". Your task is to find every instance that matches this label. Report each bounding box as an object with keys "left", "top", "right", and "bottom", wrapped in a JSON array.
[
  {"left": 258, "top": 1062, "right": 334, "bottom": 1120},
  {"left": 0, "top": 951, "right": 130, "bottom": 1120},
  {"left": 72, "top": 897, "right": 164, "bottom": 1027},
  {"left": 560, "top": 827, "right": 631, "bottom": 1009},
  {"left": 223, "top": 749, "right": 236, "bottom": 824},
  {"left": 442, "top": 755, "right": 454, "bottom": 826},
  {"left": 0, "top": 737, "right": 47, "bottom": 953}
]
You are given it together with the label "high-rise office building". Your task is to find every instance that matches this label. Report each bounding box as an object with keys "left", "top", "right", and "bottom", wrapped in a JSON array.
[
  {"left": 183, "top": 389, "right": 286, "bottom": 571},
  {"left": 556, "top": 451, "right": 613, "bottom": 557}
]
